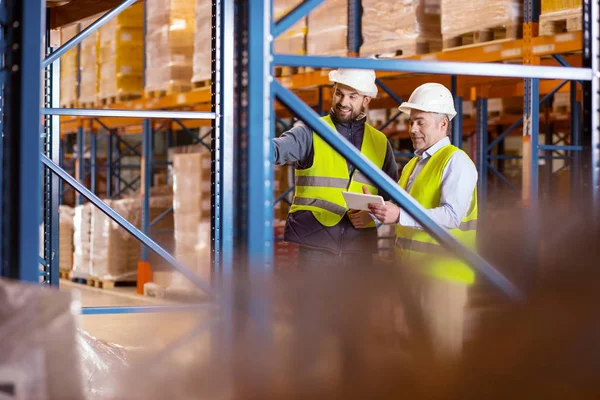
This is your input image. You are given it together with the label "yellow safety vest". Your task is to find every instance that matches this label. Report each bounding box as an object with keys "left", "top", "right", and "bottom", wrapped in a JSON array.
[
  {"left": 289, "top": 115, "right": 388, "bottom": 228},
  {"left": 395, "top": 144, "right": 478, "bottom": 284}
]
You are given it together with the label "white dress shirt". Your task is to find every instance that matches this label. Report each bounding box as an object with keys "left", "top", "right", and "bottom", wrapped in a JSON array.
[{"left": 397, "top": 137, "right": 478, "bottom": 230}]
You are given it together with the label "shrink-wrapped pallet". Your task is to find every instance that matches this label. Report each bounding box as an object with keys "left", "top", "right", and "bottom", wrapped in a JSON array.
[
  {"left": 59, "top": 205, "right": 75, "bottom": 271},
  {"left": 192, "top": 0, "right": 212, "bottom": 85},
  {"left": 98, "top": 2, "right": 144, "bottom": 102},
  {"left": 307, "top": 0, "right": 347, "bottom": 56},
  {"left": 59, "top": 24, "right": 79, "bottom": 107},
  {"left": 78, "top": 18, "right": 99, "bottom": 106},
  {"left": 145, "top": 0, "right": 196, "bottom": 94},
  {"left": 361, "top": 0, "right": 442, "bottom": 57},
  {"left": 167, "top": 152, "right": 211, "bottom": 292},
  {"left": 440, "top": 0, "right": 522, "bottom": 47},
  {"left": 0, "top": 278, "right": 85, "bottom": 400},
  {"left": 274, "top": 0, "right": 307, "bottom": 55},
  {"left": 72, "top": 203, "right": 92, "bottom": 277},
  {"left": 89, "top": 199, "right": 138, "bottom": 281},
  {"left": 88, "top": 195, "right": 174, "bottom": 281}
]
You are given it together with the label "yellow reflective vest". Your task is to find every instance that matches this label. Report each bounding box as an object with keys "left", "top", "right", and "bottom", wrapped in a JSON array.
[
  {"left": 395, "top": 144, "right": 478, "bottom": 285},
  {"left": 289, "top": 115, "right": 388, "bottom": 228}
]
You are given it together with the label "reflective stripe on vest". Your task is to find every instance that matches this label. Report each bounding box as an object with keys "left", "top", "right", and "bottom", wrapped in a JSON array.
[
  {"left": 289, "top": 115, "right": 388, "bottom": 228},
  {"left": 395, "top": 144, "right": 478, "bottom": 285}
]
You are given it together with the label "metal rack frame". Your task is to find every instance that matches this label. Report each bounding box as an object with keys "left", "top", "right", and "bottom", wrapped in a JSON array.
[{"left": 1, "top": 0, "right": 598, "bottom": 312}]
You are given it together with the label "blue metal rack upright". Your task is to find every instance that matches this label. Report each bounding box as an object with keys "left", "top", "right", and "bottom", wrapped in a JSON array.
[{"left": 1, "top": 0, "right": 599, "bottom": 312}]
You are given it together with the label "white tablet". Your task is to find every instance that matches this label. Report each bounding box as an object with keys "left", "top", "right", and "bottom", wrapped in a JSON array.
[{"left": 342, "top": 191, "right": 384, "bottom": 211}]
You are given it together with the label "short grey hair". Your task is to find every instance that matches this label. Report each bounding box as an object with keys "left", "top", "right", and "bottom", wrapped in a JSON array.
[{"left": 433, "top": 113, "right": 453, "bottom": 136}]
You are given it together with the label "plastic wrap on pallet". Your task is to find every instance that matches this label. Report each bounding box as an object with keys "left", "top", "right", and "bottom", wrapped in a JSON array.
[
  {"left": 0, "top": 278, "right": 85, "bottom": 399},
  {"left": 274, "top": 0, "right": 307, "bottom": 55},
  {"left": 306, "top": 0, "right": 347, "bottom": 56},
  {"left": 98, "top": 2, "right": 144, "bottom": 101},
  {"left": 145, "top": 0, "right": 196, "bottom": 94},
  {"left": 59, "top": 24, "right": 79, "bottom": 107},
  {"left": 163, "top": 152, "right": 211, "bottom": 292},
  {"left": 77, "top": 329, "right": 132, "bottom": 400},
  {"left": 192, "top": 0, "right": 212, "bottom": 84},
  {"left": 59, "top": 205, "right": 75, "bottom": 272},
  {"left": 73, "top": 203, "right": 92, "bottom": 277},
  {"left": 440, "top": 0, "right": 522, "bottom": 40},
  {"left": 89, "top": 198, "right": 142, "bottom": 281},
  {"left": 360, "top": 0, "right": 442, "bottom": 58}
]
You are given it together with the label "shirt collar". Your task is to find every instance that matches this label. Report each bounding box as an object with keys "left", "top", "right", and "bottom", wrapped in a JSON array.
[{"left": 415, "top": 136, "right": 451, "bottom": 160}]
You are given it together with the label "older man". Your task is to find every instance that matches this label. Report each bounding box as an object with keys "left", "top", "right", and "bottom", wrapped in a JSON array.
[{"left": 368, "top": 83, "right": 478, "bottom": 360}]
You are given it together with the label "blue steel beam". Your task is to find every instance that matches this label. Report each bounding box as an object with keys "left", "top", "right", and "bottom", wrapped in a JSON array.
[
  {"left": 273, "top": 55, "right": 594, "bottom": 81},
  {"left": 487, "top": 162, "right": 518, "bottom": 192},
  {"left": 524, "top": 77, "right": 540, "bottom": 203},
  {"left": 551, "top": 55, "right": 583, "bottom": 86},
  {"left": 316, "top": 86, "right": 324, "bottom": 115},
  {"left": 538, "top": 144, "right": 583, "bottom": 151},
  {"left": 247, "top": 0, "right": 274, "bottom": 269},
  {"left": 41, "top": 155, "right": 214, "bottom": 295},
  {"left": 113, "top": 176, "right": 141, "bottom": 197},
  {"left": 43, "top": 108, "right": 216, "bottom": 119},
  {"left": 150, "top": 206, "right": 174, "bottom": 228},
  {"left": 212, "top": 0, "right": 235, "bottom": 272},
  {"left": 81, "top": 304, "right": 211, "bottom": 315},
  {"left": 43, "top": 0, "right": 138, "bottom": 68},
  {"left": 451, "top": 75, "right": 463, "bottom": 148},
  {"left": 141, "top": 120, "right": 152, "bottom": 263},
  {"left": 173, "top": 119, "right": 211, "bottom": 150},
  {"left": 585, "top": 0, "right": 600, "bottom": 210},
  {"left": 274, "top": 186, "right": 295, "bottom": 206},
  {"left": 348, "top": 0, "right": 361, "bottom": 54},
  {"left": 90, "top": 129, "right": 97, "bottom": 194},
  {"left": 116, "top": 137, "right": 142, "bottom": 157},
  {"left": 272, "top": 0, "right": 324, "bottom": 39},
  {"left": 273, "top": 80, "right": 522, "bottom": 301},
  {"left": 1, "top": 0, "right": 42, "bottom": 283},
  {"left": 379, "top": 110, "right": 402, "bottom": 131},
  {"left": 276, "top": 117, "right": 290, "bottom": 131},
  {"left": 476, "top": 97, "right": 488, "bottom": 208},
  {"left": 76, "top": 127, "right": 85, "bottom": 205},
  {"left": 375, "top": 79, "right": 403, "bottom": 105},
  {"left": 487, "top": 79, "right": 568, "bottom": 152},
  {"left": 107, "top": 130, "right": 114, "bottom": 198}
]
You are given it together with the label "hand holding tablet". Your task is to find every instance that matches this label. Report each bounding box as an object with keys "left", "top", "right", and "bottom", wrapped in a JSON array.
[{"left": 342, "top": 191, "right": 385, "bottom": 211}]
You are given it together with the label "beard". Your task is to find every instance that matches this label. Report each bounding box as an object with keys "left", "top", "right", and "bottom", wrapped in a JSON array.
[{"left": 333, "top": 104, "right": 363, "bottom": 122}]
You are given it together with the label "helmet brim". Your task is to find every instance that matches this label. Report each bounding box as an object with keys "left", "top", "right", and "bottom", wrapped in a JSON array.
[{"left": 398, "top": 102, "right": 457, "bottom": 120}]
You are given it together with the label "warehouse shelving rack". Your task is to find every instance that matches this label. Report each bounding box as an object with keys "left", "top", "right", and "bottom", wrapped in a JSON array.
[{"left": 1, "top": 0, "right": 598, "bottom": 313}]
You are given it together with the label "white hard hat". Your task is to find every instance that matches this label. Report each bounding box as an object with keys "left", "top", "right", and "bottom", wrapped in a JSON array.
[
  {"left": 329, "top": 68, "right": 378, "bottom": 98},
  {"left": 398, "top": 83, "right": 457, "bottom": 120}
]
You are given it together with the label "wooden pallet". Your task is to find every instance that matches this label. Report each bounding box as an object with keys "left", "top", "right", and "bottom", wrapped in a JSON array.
[
  {"left": 442, "top": 23, "right": 522, "bottom": 50},
  {"left": 59, "top": 101, "right": 77, "bottom": 109},
  {"left": 362, "top": 39, "right": 443, "bottom": 59},
  {"left": 274, "top": 66, "right": 301, "bottom": 77},
  {"left": 145, "top": 82, "right": 192, "bottom": 99},
  {"left": 539, "top": 8, "right": 582, "bottom": 36},
  {"left": 78, "top": 100, "right": 97, "bottom": 109},
  {"left": 59, "top": 269, "right": 72, "bottom": 280},
  {"left": 98, "top": 93, "right": 142, "bottom": 107},
  {"left": 82, "top": 276, "right": 137, "bottom": 290},
  {"left": 192, "top": 79, "right": 212, "bottom": 90}
]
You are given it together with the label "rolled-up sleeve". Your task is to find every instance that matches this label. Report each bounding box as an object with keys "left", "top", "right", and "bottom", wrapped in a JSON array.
[{"left": 398, "top": 151, "right": 478, "bottom": 230}]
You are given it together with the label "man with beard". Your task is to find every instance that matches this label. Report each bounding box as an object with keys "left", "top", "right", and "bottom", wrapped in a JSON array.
[{"left": 272, "top": 68, "right": 398, "bottom": 268}]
